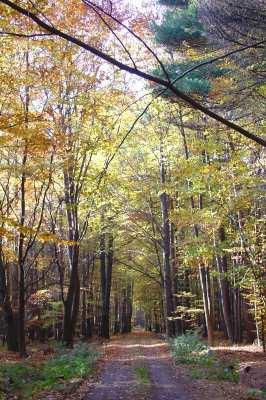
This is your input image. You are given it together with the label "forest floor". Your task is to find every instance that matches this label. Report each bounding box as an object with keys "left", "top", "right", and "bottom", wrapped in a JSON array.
[
  {"left": 0, "top": 331, "right": 265, "bottom": 399},
  {"left": 67, "top": 331, "right": 266, "bottom": 400}
]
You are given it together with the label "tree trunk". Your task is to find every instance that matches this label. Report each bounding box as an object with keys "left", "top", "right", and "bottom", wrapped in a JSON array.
[
  {"left": 233, "top": 285, "right": 242, "bottom": 343},
  {"left": 216, "top": 226, "right": 234, "bottom": 343},
  {"left": 126, "top": 282, "right": 133, "bottom": 333},
  {"left": 121, "top": 287, "right": 128, "bottom": 333},
  {"left": 179, "top": 110, "right": 215, "bottom": 339},
  {"left": 113, "top": 291, "right": 120, "bottom": 334},
  {"left": 159, "top": 140, "right": 176, "bottom": 337},
  {"left": 99, "top": 233, "right": 106, "bottom": 337},
  {"left": 81, "top": 253, "right": 92, "bottom": 338},
  {"left": 170, "top": 217, "right": 182, "bottom": 335},
  {"left": 81, "top": 288, "right": 87, "bottom": 337},
  {"left": 0, "top": 252, "right": 19, "bottom": 352},
  {"left": 18, "top": 261, "right": 26, "bottom": 357},
  {"left": 121, "top": 283, "right": 133, "bottom": 334},
  {"left": 18, "top": 143, "right": 28, "bottom": 358},
  {"left": 100, "top": 233, "right": 113, "bottom": 339},
  {"left": 63, "top": 244, "right": 80, "bottom": 347},
  {"left": 199, "top": 265, "right": 214, "bottom": 345}
]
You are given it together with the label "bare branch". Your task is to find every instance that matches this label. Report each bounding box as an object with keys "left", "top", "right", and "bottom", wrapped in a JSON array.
[
  {"left": 0, "top": 30, "right": 53, "bottom": 38},
  {"left": 173, "top": 40, "right": 265, "bottom": 82},
  {"left": 83, "top": 0, "right": 171, "bottom": 83}
]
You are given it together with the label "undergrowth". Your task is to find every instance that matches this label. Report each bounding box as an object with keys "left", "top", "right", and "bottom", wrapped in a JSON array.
[
  {"left": 0, "top": 343, "right": 99, "bottom": 399},
  {"left": 170, "top": 331, "right": 239, "bottom": 383},
  {"left": 247, "top": 389, "right": 266, "bottom": 400},
  {"left": 134, "top": 364, "right": 150, "bottom": 384}
]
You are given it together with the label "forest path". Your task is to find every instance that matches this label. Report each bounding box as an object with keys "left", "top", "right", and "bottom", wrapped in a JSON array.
[{"left": 84, "top": 331, "right": 189, "bottom": 400}]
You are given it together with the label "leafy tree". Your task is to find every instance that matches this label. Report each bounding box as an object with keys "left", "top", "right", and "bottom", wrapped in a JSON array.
[{"left": 152, "top": 3, "right": 204, "bottom": 46}]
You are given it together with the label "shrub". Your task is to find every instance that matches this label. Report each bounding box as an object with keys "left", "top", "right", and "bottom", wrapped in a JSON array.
[
  {"left": 171, "top": 330, "right": 215, "bottom": 366},
  {"left": 170, "top": 331, "right": 239, "bottom": 383},
  {"left": 0, "top": 343, "right": 99, "bottom": 399}
]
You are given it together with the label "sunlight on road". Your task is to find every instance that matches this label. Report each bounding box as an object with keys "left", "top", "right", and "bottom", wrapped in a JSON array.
[{"left": 106, "top": 343, "right": 167, "bottom": 349}]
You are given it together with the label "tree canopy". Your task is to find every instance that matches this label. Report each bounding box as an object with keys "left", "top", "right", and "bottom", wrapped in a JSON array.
[{"left": 0, "top": 0, "right": 265, "bottom": 370}]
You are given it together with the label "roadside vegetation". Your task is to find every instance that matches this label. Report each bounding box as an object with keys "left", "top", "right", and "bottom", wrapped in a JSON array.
[
  {"left": 0, "top": 344, "right": 99, "bottom": 399},
  {"left": 171, "top": 331, "right": 239, "bottom": 383}
]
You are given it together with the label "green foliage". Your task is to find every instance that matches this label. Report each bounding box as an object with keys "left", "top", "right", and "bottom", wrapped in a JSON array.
[
  {"left": 42, "top": 343, "right": 98, "bottom": 384},
  {"left": 190, "top": 363, "right": 239, "bottom": 383},
  {"left": 0, "top": 344, "right": 99, "bottom": 399},
  {"left": 171, "top": 331, "right": 214, "bottom": 365},
  {"left": 0, "top": 364, "right": 36, "bottom": 390},
  {"left": 247, "top": 388, "right": 266, "bottom": 399},
  {"left": 153, "top": 60, "right": 229, "bottom": 95},
  {"left": 152, "top": 4, "right": 204, "bottom": 46},
  {"left": 171, "top": 331, "right": 239, "bottom": 383},
  {"left": 158, "top": 0, "right": 188, "bottom": 5},
  {"left": 134, "top": 364, "right": 150, "bottom": 384}
]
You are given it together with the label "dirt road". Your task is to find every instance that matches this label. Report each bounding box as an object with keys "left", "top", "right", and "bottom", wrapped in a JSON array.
[{"left": 84, "top": 331, "right": 188, "bottom": 400}]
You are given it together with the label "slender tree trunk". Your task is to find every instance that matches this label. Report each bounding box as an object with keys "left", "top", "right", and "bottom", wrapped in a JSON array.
[
  {"left": 261, "top": 315, "right": 266, "bottom": 352},
  {"left": 121, "top": 287, "right": 128, "bottom": 333},
  {"left": 113, "top": 291, "right": 120, "bottom": 334},
  {"left": 160, "top": 140, "right": 175, "bottom": 337},
  {"left": 17, "top": 53, "right": 33, "bottom": 357},
  {"left": 18, "top": 142, "right": 28, "bottom": 358},
  {"left": 233, "top": 284, "right": 242, "bottom": 343},
  {"left": 126, "top": 282, "right": 133, "bottom": 333},
  {"left": 99, "top": 233, "right": 106, "bottom": 337},
  {"left": 105, "top": 235, "right": 113, "bottom": 337},
  {"left": 100, "top": 233, "right": 113, "bottom": 339},
  {"left": 216, "top": 226, "right": 234, "bottom": 343},
  {"left": 121, "top": 283, "right": 133, "bottom": 334},
  {"left": 18, "top": 260, "right": 26, "bottom": 356},
  {"left": 81, "top": 288, "right": 87, "bottom": 337},
  {"left": 170, "top": 215, "right": 182, "bottom": 335},
  {"left": 86, "top": 257, "right": 95, "bottom": 338},
  {"left": 179, "top": 111, "right": 215, "bottom": 342},
  {"left": 81, "top": 254, "right": 92, "bottom": 338},
  {"left": 153, "top": 308, "right": 160, "bottom": 333},
  {"left": 199, "top": 265, "right": 214, "bottom": 345}
]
